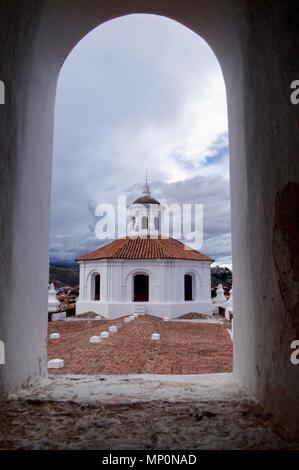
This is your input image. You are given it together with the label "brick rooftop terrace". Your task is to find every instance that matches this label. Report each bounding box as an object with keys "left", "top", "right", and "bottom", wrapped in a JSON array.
[{"left": 48, "top": 315, "right": 232, "bottom": 375}]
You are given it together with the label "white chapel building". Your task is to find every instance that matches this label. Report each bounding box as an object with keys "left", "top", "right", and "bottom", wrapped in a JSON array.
[{"left": 76, "top": 180, "right": 213, "bottom": 319}]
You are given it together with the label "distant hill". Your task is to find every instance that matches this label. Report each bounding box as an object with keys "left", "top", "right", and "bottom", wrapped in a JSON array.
[
  {"left": 50, "top": 260, "right": 79, "bottom": 270},
  {"left": 49, "top": 264, "right": 79, "bottom": 287}
]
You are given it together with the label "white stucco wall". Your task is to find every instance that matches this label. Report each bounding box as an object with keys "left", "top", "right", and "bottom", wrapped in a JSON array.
[{"left": 76, "top": 258, "right": 213, "bottom": 318}]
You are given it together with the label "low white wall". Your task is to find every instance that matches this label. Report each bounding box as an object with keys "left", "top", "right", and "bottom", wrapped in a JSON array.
[{"left": 76, "top": 300, "right": 213, "bottom": 319}]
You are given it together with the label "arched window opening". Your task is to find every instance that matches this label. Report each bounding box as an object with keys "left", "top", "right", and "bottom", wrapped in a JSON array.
[
  {"left": 184, "top": 274, "right": 193, "bottom": 301},
  {"left": 133, "top": 274, "right": 149, "bottom": 302},
  {"left": 154, "top": 216, "right": 159, "bottom": 230},
  {"left": 94, "top": 274, "right": 101, "bottom": 300}
]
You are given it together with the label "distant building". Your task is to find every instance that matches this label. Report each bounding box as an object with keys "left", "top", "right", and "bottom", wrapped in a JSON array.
[{"left": 76, "top": 179, "right": 213, "bottom": 319}]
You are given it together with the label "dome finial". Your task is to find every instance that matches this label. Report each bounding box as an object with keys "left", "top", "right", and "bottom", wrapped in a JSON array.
[{"left": 143, "top": 168, "right": 151, "bottom": 196}]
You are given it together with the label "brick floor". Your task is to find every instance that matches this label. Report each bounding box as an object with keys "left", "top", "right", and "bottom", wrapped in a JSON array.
[{"left": 48, "top": 315, "right": 232, "bottom": 375}]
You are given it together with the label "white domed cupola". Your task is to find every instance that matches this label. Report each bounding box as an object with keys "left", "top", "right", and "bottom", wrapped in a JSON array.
[
  {"left": 77, "top": 172, "right": 213, "bottom": 319},
  {"left": 127, "top": 172, "right": 163, "bottom": 237}
]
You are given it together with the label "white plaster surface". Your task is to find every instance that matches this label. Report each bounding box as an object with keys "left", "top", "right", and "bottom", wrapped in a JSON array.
[
  {"left": 89, "top": 336, "right": 101, "bottom": 344},
  {"left": 151, "top": 333, "right": 160, "bottom": 341},
  {"left": 48, "top": 283, "right": 60, "bottom": 313},
  {"left": 109, "top": 325, "right": 118, "bottom": 333},
  {"left": 49, "top": 333, "right": 60, "bottom": 339},
  {"left": 227, "top": 329, "right": 233, "bottom": 341},
  {"left": 47, "top": 359, "right": 64, "bottom": 369}
]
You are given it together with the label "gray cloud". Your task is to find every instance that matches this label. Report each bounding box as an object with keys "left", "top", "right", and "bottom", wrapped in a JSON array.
[
  {"left": 50, "top": 173, "right": 231, "bottom": 264},
  {"left": 50, "top": 14, "right": 231, "bottom": 266}
]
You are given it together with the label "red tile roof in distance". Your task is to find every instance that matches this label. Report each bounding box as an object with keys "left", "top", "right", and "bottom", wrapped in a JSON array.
[{"left": 77, "top": 237, "right": 213, "bottom": 262}]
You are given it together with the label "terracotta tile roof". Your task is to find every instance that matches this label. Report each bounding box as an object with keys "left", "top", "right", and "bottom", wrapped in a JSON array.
[{"left": 77, "top": 237, "right": 213, "bottom": 262}]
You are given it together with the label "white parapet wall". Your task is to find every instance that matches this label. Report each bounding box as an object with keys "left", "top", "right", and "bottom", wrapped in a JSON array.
[{"left": 76, "top": 300, "right": 213, "bottom": 319}]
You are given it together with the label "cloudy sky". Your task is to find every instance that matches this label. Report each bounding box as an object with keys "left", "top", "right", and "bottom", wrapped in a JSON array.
[{"left": 50, "top": 14, "right": 231, "bottom": 266}]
